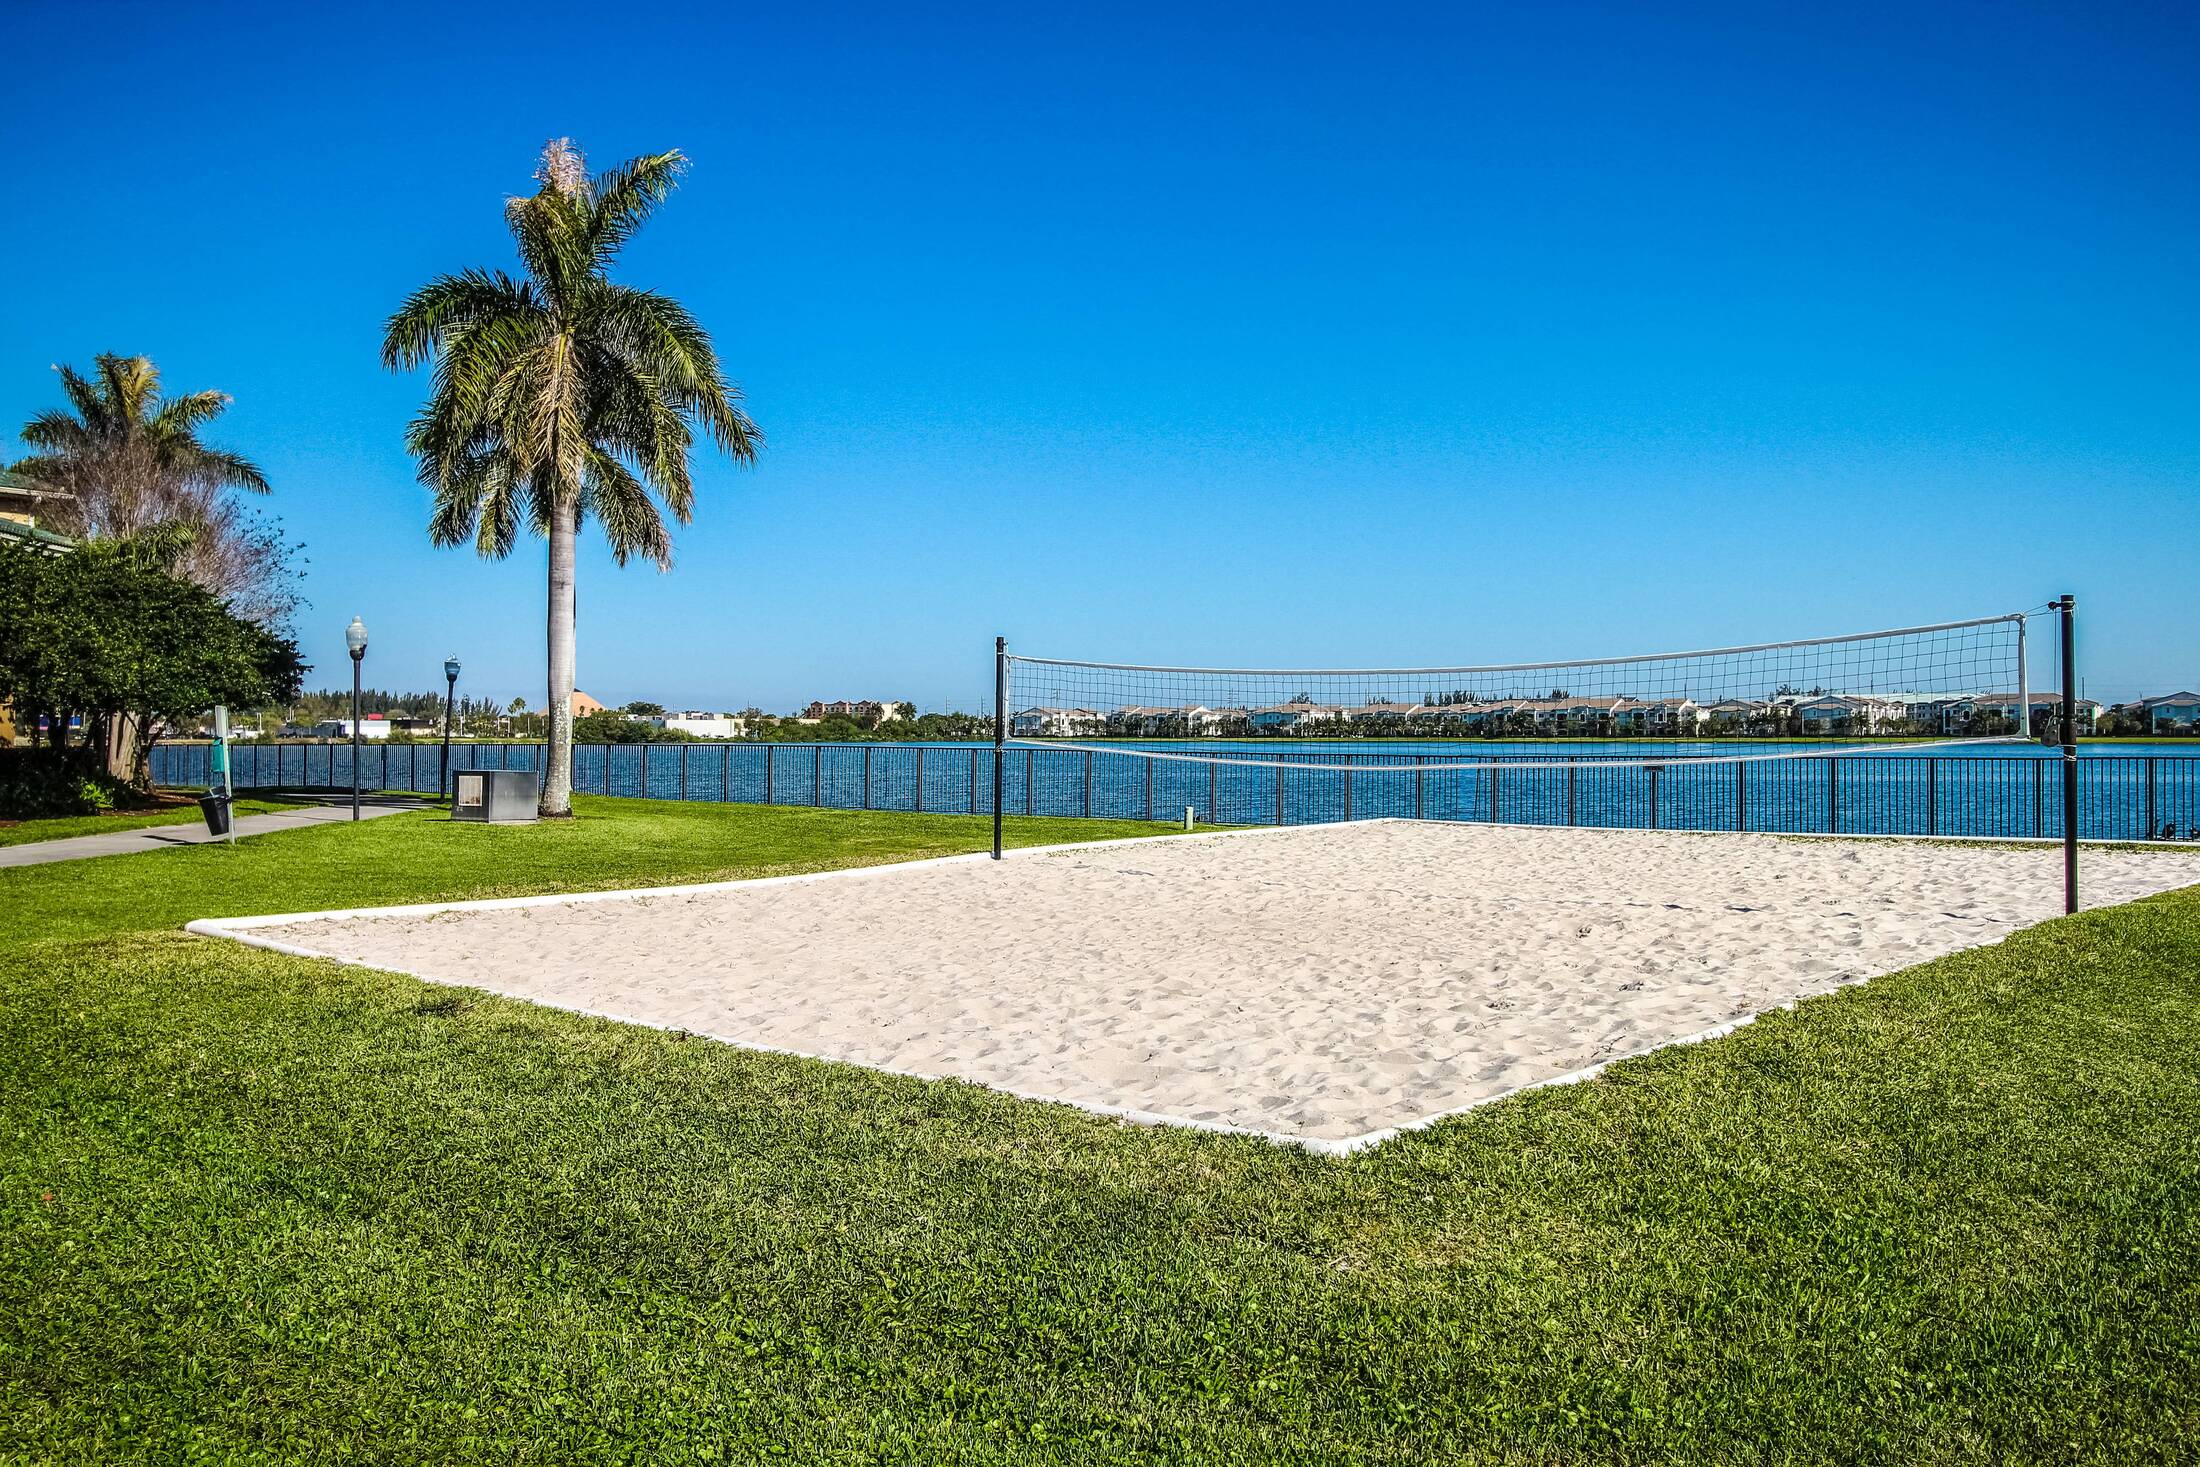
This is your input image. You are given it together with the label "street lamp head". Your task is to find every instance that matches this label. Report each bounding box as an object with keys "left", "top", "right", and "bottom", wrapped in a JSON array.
[
  {"left": 345, "top": 616, "right": 369, "bottom": 661},
  {"left": 444, "top": 656, "right": 461, "bottom": 683}
]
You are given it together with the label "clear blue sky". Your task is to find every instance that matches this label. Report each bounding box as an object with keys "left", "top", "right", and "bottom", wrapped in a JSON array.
[{"left": 4, "top": 1, "right": 2195, "bottom": 710}]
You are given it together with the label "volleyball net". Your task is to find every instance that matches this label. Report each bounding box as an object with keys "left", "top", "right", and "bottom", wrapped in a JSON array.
[{"left": 1000, "top": 612, "right": 2036, "bottom": 773}]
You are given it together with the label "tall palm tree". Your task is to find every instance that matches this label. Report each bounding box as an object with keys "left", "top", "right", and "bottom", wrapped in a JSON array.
[{"left": 382, "top": 139, "right": 759, "bottom": 817}]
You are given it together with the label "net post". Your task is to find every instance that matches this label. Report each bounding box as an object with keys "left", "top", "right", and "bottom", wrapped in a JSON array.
[
  {"left": 992, "top": 637, "right": 1006, "bottom": 859},
  {"left": 2058, "top": 595, "right": 2078, "bottom": 913},
  {"left": 2015, "top": 613, "right": 2031, "bottom": 741}
]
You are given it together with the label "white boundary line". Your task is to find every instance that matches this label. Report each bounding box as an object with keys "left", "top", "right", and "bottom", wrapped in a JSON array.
[{"left": 184, "top": 818, "right": 2149, "bottom": 1156}]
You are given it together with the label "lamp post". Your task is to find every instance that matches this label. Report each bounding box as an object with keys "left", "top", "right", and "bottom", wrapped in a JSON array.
[
  {"left": 441, "top": 656, "right": 461, "bottom": 803},
  {"left": 345, "top": 616, "right": 369, "bottom": 820}
]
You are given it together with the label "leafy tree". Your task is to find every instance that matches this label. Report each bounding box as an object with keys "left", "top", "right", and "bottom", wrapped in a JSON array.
[
  {"left": 0, "top": 537, "right": 304, "bottom": 784},
  {"left": 382, "top": 139, "right": 760, "bottom": 817},
  {"left": 621, "top": 700, "right": 666, "bottom": 717},
  {"left": 573, "top": 710, "right": 696, "bottom": 744},
  {"left": 9, "top": 354, "right": 301, "bottom": 626}
]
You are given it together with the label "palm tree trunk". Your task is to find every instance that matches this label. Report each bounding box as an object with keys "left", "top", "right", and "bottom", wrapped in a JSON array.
[{"left": 541, "top": 499, "right": 578, "bottom": 817}]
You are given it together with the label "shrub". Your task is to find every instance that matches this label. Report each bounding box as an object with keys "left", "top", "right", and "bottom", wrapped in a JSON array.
[{"left": 0, "top": 746, "right": 137, "bottom": 819}]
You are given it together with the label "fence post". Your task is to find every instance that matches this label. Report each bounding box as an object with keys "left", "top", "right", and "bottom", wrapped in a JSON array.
[
  {"left": 915, "top": 746, "right": 926, "bottom": 812},
  {"left": 1735, "top": 761, "right": 1745, "bottom": 831},
  {"left": 2033, "top": 759, "right": 2043, "bottom": 839},
  {"left": 1925, "top": 759, "right": 1937, "bottom": 836},
  {"left": 1144, "top": 759, "right": 1154, "bottom": 821},
  {"left": 1649, "top": 765, "right": 1660, "bottom": 829},
  {"left": 814, "top": 744, "right": 823, "bottom": 807},
  {"left": 1028, "top": 749, "right": 1037, "bottom": 816},
  {"left": 2147, "top": 756, "right": 2158, "bottom": 839},
  {"left": 1415, "top": 756, "right": 1426, "bottom": 820},
  {"left": 863, "top": 745, "right": 873, "bottom": 809},
  {"left": 680, "top": 743, "right": 690, "bottom": 801},
  {"left": 1827, "top": 758, "right": 1839, "bottom": 834},
  {"left": 1084, "top": 750, "right": 1094, "bottom": 817},
  {"left": 1488, "top": 766, "right": 1500, "bottom": 824},
  {"left": 764, "top": 744, "right": 773, "bottom": 804},
  {"left": 1275, "top": 766, "right": 1286, "bottom": 826},
  {"left": 1209, "top": 760, "right": 1218, "bottom": 824},
  {"left": 968, "top": 748, "right": 977, "bottom": 813},
  {"left": 718, "top": 743, "right": 727, "bottom": 800},
  {"left": 1344, "top": 757, "right": 1354, "bottom": 822},
  {"left": 641, "top": 743, "right": 650, "bottom": 798}
]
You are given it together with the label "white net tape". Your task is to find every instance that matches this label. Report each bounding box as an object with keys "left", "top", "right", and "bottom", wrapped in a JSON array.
[{"left": 1004, "top": 614, "right": 2034, "bottom": 773}]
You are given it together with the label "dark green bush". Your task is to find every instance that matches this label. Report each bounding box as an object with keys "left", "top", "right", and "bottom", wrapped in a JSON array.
[{"left": 0, "top": 745, "right": 136, "bottom": 819}]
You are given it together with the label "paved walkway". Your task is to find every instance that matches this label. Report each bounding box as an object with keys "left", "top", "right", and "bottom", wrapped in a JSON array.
[{"left": 0, "top": 797, "right": 431, "bottom": 869}]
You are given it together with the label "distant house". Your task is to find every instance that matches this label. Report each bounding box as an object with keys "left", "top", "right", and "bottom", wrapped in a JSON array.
[
  {"left": 658, "top": 712, "right": 748, "bottom": 739},
  {"left": 1345, "top": 701, "right": 1427, "bottom": 723},
  {"left": 1105, "top": 704, "right": 1228, "bottom": 736},
  {"left": 1012, "top": 706, "right": 1104, "bottom": 737},
  {"left": 1527, "top": 697, "right": 1622, "bottom": 734},
  {"left": 1972, "top": 692, "right": 2101, "bottom": 735},
  {"left": 1249, "top": 701, "right": 1343, "bottom": 733},
  {"left": 311, "top": 717, "right": 393, "bottom": 740},
  {"left": 1699, "top": 698, "right": 1767, "bottom": 731},
  {"left": 2140, "top": 692, "right": 2200, "bottom": 734},
  {"left": 537, "top": 690, "right": 606, "bottom": 718},
  {"left": 1790, "top": 694, "right": 1913, "bottom": 735},
  {"left": 801, "top": 699, "right": 904, "bottom": 727}
]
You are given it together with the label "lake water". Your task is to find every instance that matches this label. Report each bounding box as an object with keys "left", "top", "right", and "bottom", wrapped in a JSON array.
[{"left": 151, "top": 738, "right": 2200, "bottom": 842}]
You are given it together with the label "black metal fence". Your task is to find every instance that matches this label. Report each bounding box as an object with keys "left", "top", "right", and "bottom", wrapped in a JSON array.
[{"left": 147, "top": 740, "right": 2200, "bottom": 843}]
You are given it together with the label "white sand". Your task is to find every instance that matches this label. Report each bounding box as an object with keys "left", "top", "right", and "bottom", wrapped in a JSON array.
[{"left": 193, "top": 822, "right": 2200, "bottom": 1151}]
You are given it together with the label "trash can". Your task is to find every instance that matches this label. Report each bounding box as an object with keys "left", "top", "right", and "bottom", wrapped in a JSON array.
[{"left": 197, "top": 790, "right": 234, "bottom": 836}]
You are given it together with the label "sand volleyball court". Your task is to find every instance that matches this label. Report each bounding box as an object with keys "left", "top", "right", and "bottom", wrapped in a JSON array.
[{"left": 189, "top": 822, "right": 2200, "bottom": 1152}]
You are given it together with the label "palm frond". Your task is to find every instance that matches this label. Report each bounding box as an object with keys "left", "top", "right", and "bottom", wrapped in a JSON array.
[
  {"left": 96, "top": 355, "right": 157, "bottom": 426},
  {"left": 584, "top": 285, "right": 760, "bottom": 462},
  {"left": 583, "top": 150, "right": 686, "bottom": 266},
  {"left": 179, "top": 447, "right": 271, "bottom": 494},
  {"left": 382, "top": 270, "right": 540, "bottom": 370},
  {"left": 583, "top": 445, "right": 672, "bottom": 568},
  {"left": 150, "top": 389, "right": 233, "bottom": 437},
  {"left": 54, "top": 364, "right": 112, "bottom": 435},
  {"left": 16, "top": 409, "right": 93, "bottom": 454}
]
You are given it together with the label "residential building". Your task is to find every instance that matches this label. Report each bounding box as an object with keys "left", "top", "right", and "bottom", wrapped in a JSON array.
[
  {"left": 1527, "top": 697, "right": 1624, "bottom": 734},
  {"left": 659, "top": 712, "right": 749, "bottom": 738},
  {"left": 1971, "top": 692, "right": 2101, "bottom": 736},
  {"left": 310, "top": 717, "right": 393, "bottom": 740},
  {"left": 1699, "top": 698, "right": 1768, "bottom": 731},
  {"left": 2140, "top": 692, "right": 2200, "bottom": 733},
  {"left": 1248, "top": 701, "right": 1344, "bottom": 733},
  {"left": 536, "top": 690, "right": 607, "bottom": 718},
  {"left": 1011, "top": 706, "right": 1104, "bottom": 737},
  {"left": 803, "top": 699, "right": 905, "bottom": 725},
  {"left": 1790, "top": 694, "right": 1912, "bottom": 735}
]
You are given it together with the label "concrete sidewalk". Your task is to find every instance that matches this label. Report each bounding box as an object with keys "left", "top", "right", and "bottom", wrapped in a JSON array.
[{"left": 0, "top": 797, "right": 431, "bottom": 869}]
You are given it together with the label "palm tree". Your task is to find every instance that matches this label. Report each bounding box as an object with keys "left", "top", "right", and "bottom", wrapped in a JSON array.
[
  {"left": 382, "top": 139, "right": 759, "bottom": 817},
  {"left": 11, "top": 355, "right": 294, "bottom": 621},
  {"left": 14, "top": 354, "right": 269, "bottom": 512}
]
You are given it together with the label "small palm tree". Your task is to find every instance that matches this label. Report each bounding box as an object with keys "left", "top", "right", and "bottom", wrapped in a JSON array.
[
  {"left": 382, "top": 139, "right": 759, "bottom": 817},
  {"left": 13, "top": 353, "right": 269, "bottom": 533}
]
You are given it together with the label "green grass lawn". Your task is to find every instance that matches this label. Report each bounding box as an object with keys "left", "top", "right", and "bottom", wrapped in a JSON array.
[
  {"left": 3, "top": 798, "right": 2197, "bottom": 1463},
  {"left": 0, "top": 797, "right": 305, "bottom": 848}
]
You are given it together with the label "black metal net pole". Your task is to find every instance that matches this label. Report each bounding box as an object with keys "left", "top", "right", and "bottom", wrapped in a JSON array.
[
  {"left": 993, "top": 637, "right": 1007, "bottom": 859},
  {"left": 2059, "top": 594, "right": 2079, "bottom": 914}
]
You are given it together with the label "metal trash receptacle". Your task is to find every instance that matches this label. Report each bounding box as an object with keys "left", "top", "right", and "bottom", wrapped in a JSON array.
[
  {"left": 197, "top": 790, "right": 234, "bottom": 836},
  {"left": 452, "top": 768, "right": 541, "bottom": 823}
]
